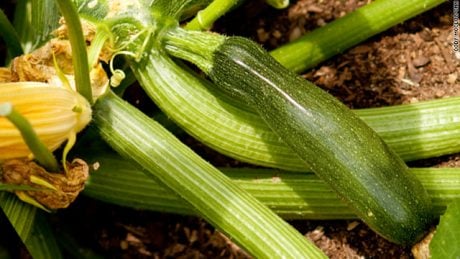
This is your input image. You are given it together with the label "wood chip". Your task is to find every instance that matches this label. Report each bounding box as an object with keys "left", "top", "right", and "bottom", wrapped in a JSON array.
[
  {"left": 307, "top": 5, "right": 324, "bottom": 13},
  {"left": 412, "top": 56, "right": 431, "bottom": 67},
  {"left": 347, "top": 221, "right": 360, "bottom": 231},
  {"left": 447, "top": 72, "right": 458, "bottom": 84},
  {"left": 349, "top": 45, "right": 372, "bottom": 54},
  {"left": 419, "top": 29, "right": 433, "bottom": 41},
  {"left": 434, "top": 38, "right": 455, "bottom": 72}
]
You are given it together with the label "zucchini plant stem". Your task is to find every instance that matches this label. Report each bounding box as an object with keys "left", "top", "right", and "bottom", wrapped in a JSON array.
[
  {"left": 185, "top": 0, "right": 244, "bottom": 30},
  {"left": 270, "top": 0, "right": 446, "bottom": 73},
  {"left": 163, "top": 28, "right": 224, "bottom": 72},
  {"left": 82, "top": 151, "right": 460, "bottom": 220},
  {"left": 55, "top": 0, "right": 93, "bottom": 104},
  {"left": 93, "top": 90, "right": 326, "bottom": 258}
]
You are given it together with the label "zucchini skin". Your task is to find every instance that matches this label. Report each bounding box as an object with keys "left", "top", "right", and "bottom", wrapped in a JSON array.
[{"left": 209, "top": 37, "right": 434, "bottom": 245}]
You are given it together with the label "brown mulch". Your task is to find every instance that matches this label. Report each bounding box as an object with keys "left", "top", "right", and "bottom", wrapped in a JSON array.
[{"left": 1, "top": 0, "right": 459, "bottom": 258}]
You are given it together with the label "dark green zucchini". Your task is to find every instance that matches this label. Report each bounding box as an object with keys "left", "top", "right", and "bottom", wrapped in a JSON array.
[{"left": 164, "top": 32, "right": 434, "bottom": 245}]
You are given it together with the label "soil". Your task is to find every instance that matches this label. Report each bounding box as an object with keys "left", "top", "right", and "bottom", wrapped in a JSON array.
[{"left": 1, "top": 0, "right": 459, "bottom": 258}]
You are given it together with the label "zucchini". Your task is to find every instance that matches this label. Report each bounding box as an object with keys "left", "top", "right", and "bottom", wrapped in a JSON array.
[
  {"left": 164, "top": 30, "right": 434, "bottom": 245},
  {"left": 139, "top": 32, "right": 460, "bottom": 172}
]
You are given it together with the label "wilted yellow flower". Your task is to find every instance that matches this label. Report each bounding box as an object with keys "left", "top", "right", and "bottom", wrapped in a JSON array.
[{"left": 0, "top": 82, "right": 91, "bottom": 160}]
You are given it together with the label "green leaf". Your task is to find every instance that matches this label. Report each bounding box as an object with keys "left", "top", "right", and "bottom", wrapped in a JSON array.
[
  {"left": 430, "top": 200, "right": 460, "bottom": 259},
  {"left": 24, "top": 214, "right": 63, "bottom": 259},
  {"left": 0, "top": 192, "right": 37, "bottom": 239},
  {"left": 0, "top": 193, "right": 63, "bottom": 259}
]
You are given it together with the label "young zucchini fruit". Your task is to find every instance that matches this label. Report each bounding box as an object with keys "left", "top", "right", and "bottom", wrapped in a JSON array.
[{"left": 164, "top": 29, "right": 434, "bottom": 245}]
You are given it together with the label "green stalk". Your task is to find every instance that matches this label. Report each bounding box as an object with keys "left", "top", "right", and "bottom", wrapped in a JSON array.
[
  {"left": 87, "top": 26, "right": 110, "bottom": 67},
  {"left": 357, "top": 99, "right": 460, "bottom": 161},
  {"left": 82, "top": 151, "right": 460, "bottom": 219},
  {"left": 93, "top": 91, "right": 326, "bottom": 258},
  {"left": 0, "top": 103, "right": 59, "bottom": 172},
  {"left": 55, "top": 0, "right": 93, "bottom": 103},
  {"left": 270, "top": 0, "right": 446, "bottom": 73},
  {"left": 185, "top": 0, "right": 244, "bottom": 30}
]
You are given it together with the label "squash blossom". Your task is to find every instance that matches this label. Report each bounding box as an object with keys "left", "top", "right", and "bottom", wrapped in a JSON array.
[{"left": 0, "top": 82, "right": 92, "bottom": 160}]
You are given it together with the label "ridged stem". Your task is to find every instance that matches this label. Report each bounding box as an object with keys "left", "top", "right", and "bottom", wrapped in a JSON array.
[
  {"left": 82, "top": 152, "right": 460, "bottom": 219},
  {"left": 270, "top": 0, "right": 446, "bottom": 73},
  {"left": 185, "top": 0, "right": 244, "bottom": 30},
  {"left": 93, "top": 91, "right": 326, "bottom": 258}
]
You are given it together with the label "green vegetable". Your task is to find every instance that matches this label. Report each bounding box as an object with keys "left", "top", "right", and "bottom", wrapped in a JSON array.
[
  {"left": 164, "top": 29, "right": 434, "bottom": 245},
  {"left": 136, "top": 25, "right": 460, "bottom": 173}
]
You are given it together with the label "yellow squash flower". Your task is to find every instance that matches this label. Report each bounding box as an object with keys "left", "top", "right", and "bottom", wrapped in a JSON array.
[{"left": 0, "top": 82, "right": 91, "bottom": 160}]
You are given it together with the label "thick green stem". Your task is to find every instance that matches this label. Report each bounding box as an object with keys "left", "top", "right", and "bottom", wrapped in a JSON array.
[
  {"left": 163, "top": 28, "right": 224, "bottom": 72},
  {"left": 270, "top": 0, "right": 446, "bottom": 73},
  {"left": 93, "top": 91, "right": 326, "bottom": 258},
  {"left": 55, "top": 0, "right": 93, "bottom": 103},
  {"left": 185, "top": 0, "right": 244, "bottom": 30},
  {"left": 82, "top": 151, "right": 460, "bottom": 219}
]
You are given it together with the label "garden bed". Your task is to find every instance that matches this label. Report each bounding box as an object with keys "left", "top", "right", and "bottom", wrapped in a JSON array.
[{"left": 0, "top": 0, "right": 457, "bottom": 258}]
